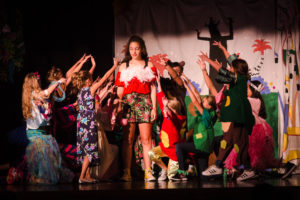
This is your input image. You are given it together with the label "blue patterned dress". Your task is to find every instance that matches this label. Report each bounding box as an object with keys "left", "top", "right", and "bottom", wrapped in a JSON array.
[
  {"left": 26, "top": 97, "right": 74, "bottom": 184},
  {"left": 77, "top": 87, "right": 99, "bottom": 166}
]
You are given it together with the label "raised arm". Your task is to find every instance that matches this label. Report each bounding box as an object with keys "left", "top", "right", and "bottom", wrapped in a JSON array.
[
  {"left": 182, "top": 79, "right": 203, "bottom": 115},
  {"left": 197, "top": 57, "right": 218, "bottom": 96},
  {"left": 90, "top": 58, "right": 119, "bottom": 96},
  {"left": 199, "top": 51, "right": 222, "bottom": 72},
  {"left": 156, "top": 75, "right": 169, "bottom": 117},
  {"left": 156, "top": 74, "right": 162, "bottom": 93},
  {"left": 181, "top": 73, "right": 202, "bottom": 105},
  {"left": 162, "top": 59, "right": 183, "bottom": 86},
  {"left": 89, "top": 56, "right": 96, "bottom": 75},
  {"left": 66, "top": 54, "right": 86, "bottom": 79},
  {"left": 66, "top": 55, "right": 92, "bottom": 86},
  {"left": 98, "top": 83, "right": 114, "bottom": 102},
  {"left": 212, "top": 41, "right": 230, "bottom": 60},
  {"left": 37, "top": 78, "right": 67, "bottom": 99}
]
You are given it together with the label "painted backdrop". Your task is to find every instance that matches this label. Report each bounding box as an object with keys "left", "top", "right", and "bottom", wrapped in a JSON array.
[{"left": 114, "top": 0, "right": 300, "bottom": 169}]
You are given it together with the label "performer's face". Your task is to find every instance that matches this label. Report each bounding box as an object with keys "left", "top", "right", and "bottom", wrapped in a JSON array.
[
  {"left": 202, "top": 97, "right": 210, "bottom": 109},
  {"left": 85, "top": 77, "right": 93, "bottom": 87},
  {"left": 129, "top": 42, "right": 141, "bottom": 60},
  {"left": 173, "top": 66, "right": 182, "bottom": 76}
]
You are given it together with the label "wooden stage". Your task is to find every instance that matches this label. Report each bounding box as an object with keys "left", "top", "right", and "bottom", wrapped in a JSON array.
[{"left": 1, "top": 174, "right": 300, "bottom": 200}]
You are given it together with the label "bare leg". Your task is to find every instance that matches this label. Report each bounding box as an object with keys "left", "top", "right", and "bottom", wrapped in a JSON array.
[
  {"left": 139, "top": 123, "right": 153, "bottom": 170},
  {"left": 80, "top": 156, "right": 90, "bottom": 180},
  {"left": 155, "top": 160, "right": 168, "bottom": 170},
  {"left": 122, "top": 123, "right": 136, "bottom": 170}
]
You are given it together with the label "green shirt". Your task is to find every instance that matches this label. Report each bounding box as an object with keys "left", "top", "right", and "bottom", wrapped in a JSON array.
[{"left": 192, "top": 109, "right": 215, "bottom": 153}]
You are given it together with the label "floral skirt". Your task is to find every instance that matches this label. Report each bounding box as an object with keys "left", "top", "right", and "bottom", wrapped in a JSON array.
[
  {"left": 26, "top": 129, "right": 74, "bottom": 184},
  {"left": 123, "top": 92, "right": 152, "bottom": 123}
]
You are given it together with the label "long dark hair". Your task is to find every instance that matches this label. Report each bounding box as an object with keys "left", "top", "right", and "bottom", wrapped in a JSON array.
[
  {"left": 249, "top": 80, "right": 267, "bottom": 119},
  {"left": 232, "top": 59, "right": 251, "bottom": 80},
  {"left": 122, "top": 35, "right": 148, "bottom": 63}
]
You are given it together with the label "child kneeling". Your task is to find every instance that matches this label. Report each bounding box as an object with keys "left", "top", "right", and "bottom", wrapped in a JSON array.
[
  {"left": 172, "top": 75, "right": 216, "bottom": 181},
  {"left": 148, "top": 76, "right": 186, "bottom": 181}
]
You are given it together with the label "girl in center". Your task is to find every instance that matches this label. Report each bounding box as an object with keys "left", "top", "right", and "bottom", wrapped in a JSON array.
[{"left": 115, "top": 35, "right": 157, "bottom": 182}]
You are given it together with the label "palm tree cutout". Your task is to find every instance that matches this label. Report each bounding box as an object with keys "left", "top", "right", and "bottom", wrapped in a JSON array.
[
  {"left": 195, "top": 17, "right": 233, "bottom": 92},
  {"left": 250, "top": 39, "right": 272, "bottom": 76}
]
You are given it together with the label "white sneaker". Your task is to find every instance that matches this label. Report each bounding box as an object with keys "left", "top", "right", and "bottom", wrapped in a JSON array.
[
  {"left": 158, "top": 169, "right": 168, "bottom": 181},
  {"left": 144, "top": 169, "right": 156, "bottom": 182},
  {"left": 277, "top": 167, "right": 286, "bottom": 175},
  {"left": 281, "top": 162, "right": 297, "bottom": 180},
  {"left": 202, "top": 165, "right": 223, "bottom": 177},
  {"left": 236, "top": 169, "right": 257, "bottom": 181}
]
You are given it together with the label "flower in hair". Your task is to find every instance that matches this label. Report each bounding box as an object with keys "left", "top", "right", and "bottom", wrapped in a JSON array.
[{"left": 34, "top": 72, "right": 40, "bottom": 80}]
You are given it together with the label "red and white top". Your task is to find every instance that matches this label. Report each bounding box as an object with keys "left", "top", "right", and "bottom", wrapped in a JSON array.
[{"left": 115, "top": 66, "right": 157, "bottom": 96}]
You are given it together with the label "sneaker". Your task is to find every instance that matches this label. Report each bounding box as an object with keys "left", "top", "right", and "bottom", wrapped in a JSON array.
[
  {"left": 144, "top": 169, "right": 156, "bottom": 182},
  {"left": 78, "top": 178, "right": 95, "bottom": 184},
  {"left": 169, "top": 173, "right": 188, "bottom": 181},
  {"left": 277, "top": 167, "right": 286, "bottom": 175},
  {"left": 236, "top": 169, "right": 256, "bottom": 181},
  {"left": 281, "top": 162, "right": 297, "bottom": 180},
  {"left": 158, "top": 169, "right": 168, "bottom": 181},
  {"left": 202, "top": 165, "right": 223, "bottom": 177},
  {"left": 120, "top": 169, "right": 132, "bottom": 182}
]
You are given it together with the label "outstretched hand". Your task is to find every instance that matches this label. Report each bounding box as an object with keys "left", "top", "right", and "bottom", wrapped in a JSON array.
[
  {"left": 214, "top": 59, "right": 222, "bottom": 69},
  {"left": 212, "top": 41, "right": 224, "bottom": 49},
  {"left": 79, "top": 53, "right": 86, "bottom": 62},
  {"left": 82, "top": 54, "right": 92, "bottom": 63},
  {"left": 91, "top": 56, "right": 96, "bottom": 67},
  {"left": 113, "top": 58, "right": 119, "bottom": 66},
  {"left": 159, "top": 57, "right": 169, "bottom": 67},
  {"left": 197, "top": 58, "right": 206, "bottom": 71},
  {"left": 92, "top": 76, "right": 100, "bottom": 85},
  {"left": 58, "top": 77, "right": 67, "bottom": 84},
  {"left": 199, "top": 51, "right": 209, "bottom": 62}
]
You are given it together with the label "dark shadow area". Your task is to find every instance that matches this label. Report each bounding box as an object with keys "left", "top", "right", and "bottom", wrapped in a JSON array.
[
  {"left": 0, "top": 0, "right": 114, "bottom": 164},
  {"left": 114, "top": 0, "right": 297, "bottom": 37},
  {"left": 1, "top": 175, "right": 300, "bottom": 200}
]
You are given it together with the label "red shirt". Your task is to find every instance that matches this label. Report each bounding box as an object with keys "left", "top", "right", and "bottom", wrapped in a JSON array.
[
  {"left": 115, "top": 66, "right": 157, "bottom": 96},
  {"left": 157, "top": 91, "right": 187, "bottom": 161}
]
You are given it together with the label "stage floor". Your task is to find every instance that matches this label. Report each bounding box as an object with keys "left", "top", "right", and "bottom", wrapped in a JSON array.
[{"left": 1, "top": 174, "right": 300, "bottom": 200}]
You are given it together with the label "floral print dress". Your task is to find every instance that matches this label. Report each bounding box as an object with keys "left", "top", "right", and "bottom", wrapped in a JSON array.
[{"left": 77, "top": 87, "right": 99, "bottom": 166}]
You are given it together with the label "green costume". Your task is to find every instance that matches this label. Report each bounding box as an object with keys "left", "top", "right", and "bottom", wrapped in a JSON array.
[
  {"left": 193, "top": 109, "right": 216, "bottom": 153},
  {"left": 216, "top": 68, "right": 255, "bottom": 133}
]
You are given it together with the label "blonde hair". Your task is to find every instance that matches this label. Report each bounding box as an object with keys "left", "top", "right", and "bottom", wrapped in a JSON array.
[
  {"left": 47, "top": 66, "right": 63, "bottom": 83},
  {"left": 22, "top": 73, "right": 42, "bottom": 120},
  {"left": 71, "top": 70, "right": 92, "bottom": 90},
  {"left": 167, "top": 99, "right": 181, "bottom": 114}
]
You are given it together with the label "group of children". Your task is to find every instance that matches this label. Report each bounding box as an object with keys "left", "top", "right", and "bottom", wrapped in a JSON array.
[{"left": 7, "top": 35, "right": 284, "bottom": 185}]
